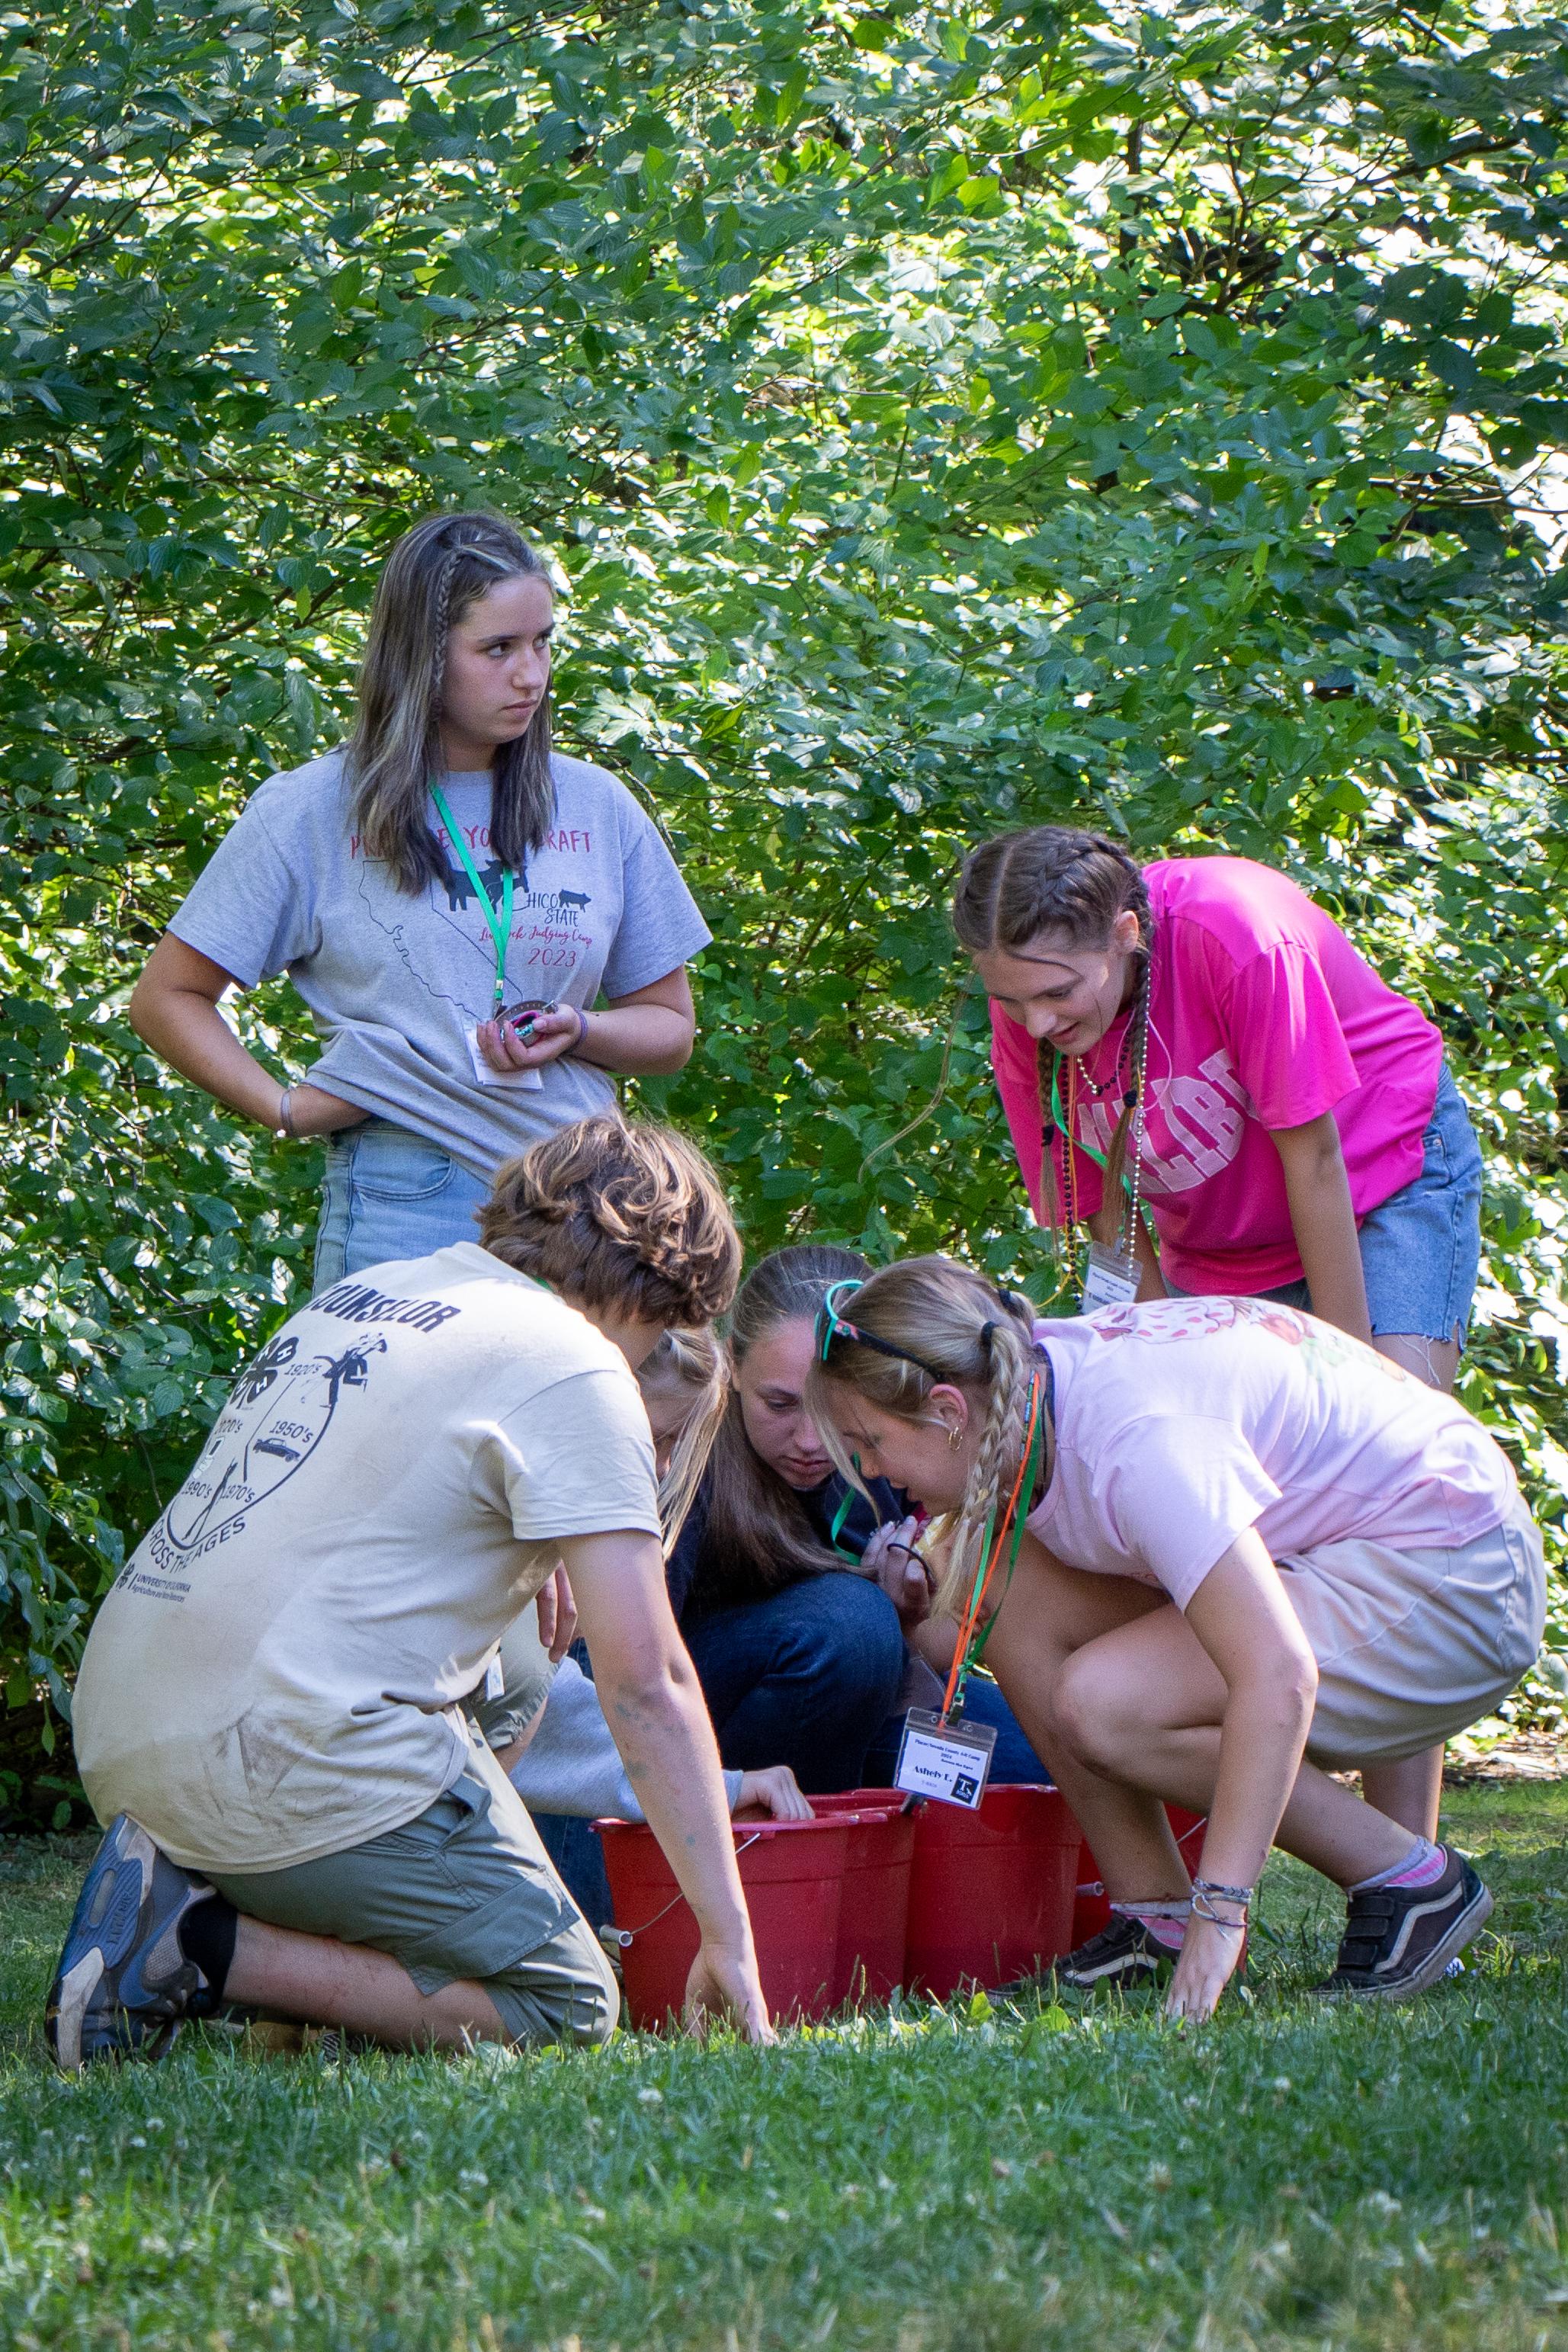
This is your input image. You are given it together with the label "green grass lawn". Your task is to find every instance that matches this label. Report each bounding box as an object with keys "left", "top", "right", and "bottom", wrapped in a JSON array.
[{"left": 4, "top": 1782, "right": 1568, "bottom": 2350}]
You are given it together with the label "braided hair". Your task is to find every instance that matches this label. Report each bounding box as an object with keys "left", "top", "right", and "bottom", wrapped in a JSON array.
[
  {"left": 803, "top": 1255, "right": 1041, "bottom": 1619},
  {"left": 951, "top": 826, "right": 1151, "bottom": 962},
  {"left": 346, "top": 512, "right": 556, "bottom": 896},
  {"left": 953, "top": 827, "right": 1152, "bottom": 1235}
]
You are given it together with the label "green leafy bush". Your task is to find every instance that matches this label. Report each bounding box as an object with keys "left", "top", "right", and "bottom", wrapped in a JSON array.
[{"left": 2, "top": 0, "right": 1566, "bottom": 1813}]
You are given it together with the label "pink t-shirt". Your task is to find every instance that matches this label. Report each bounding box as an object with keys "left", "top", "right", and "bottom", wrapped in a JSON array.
[
  {"left": 1026, "top": 1299, "right": 1514, "bottom": 1609},
  {"left": 990, "top": 856, "right": 1443, "bottom": 1292}
]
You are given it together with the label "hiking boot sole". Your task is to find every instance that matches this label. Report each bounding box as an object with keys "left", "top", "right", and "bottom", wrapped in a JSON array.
[{"left": 47, "top": 1818, "right": 159, "bottom": 2074}]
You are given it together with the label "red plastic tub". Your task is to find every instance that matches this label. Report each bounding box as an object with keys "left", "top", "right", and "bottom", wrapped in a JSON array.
[
  {"left": 903, "top": 1784, "right": 1082, "bottom": 1998},
  {"left": 597, "top": 1816, "right": 849, "bottom": 2030},
  {"left": 1072, "top": 1805, "right": 1207, "bottom": 1947},
  {"left": 802, "top": 1792, "right": 917, "bottom": 2004}
]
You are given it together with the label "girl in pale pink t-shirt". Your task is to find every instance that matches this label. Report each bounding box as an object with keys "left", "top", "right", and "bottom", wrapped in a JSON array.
[
  {"left": 806, "top": 1259, "right": 1544, "bottom": 2024},
  {"left": 952, "top": 827, "right": 1485, "bottom": 1842}
]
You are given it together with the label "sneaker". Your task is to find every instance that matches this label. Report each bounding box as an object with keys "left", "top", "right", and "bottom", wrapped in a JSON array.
[
  {"left": 1310, "top": 1847, "right": 1493, "bottom": 2002},
  {"left": 996, "top": 1913, "right": 1178, "bottom": 2001},
  {"left": 46, "top": 1815, "right": 217, "bottom": 2073}
]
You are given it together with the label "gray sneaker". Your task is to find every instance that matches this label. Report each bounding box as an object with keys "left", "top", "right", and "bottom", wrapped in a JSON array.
[
  {"left": 46, "top": 1815, "right": 217, "bottom": 2072},
  {"left": 1310, "top": 1847, "right": 1493, "bottom": 2001}
]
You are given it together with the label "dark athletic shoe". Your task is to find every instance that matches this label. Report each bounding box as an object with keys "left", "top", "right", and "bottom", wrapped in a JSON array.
[
  {"left": 997, "top": 1913, "right": 1178, "bottom": 2001},
  {"left": 1310, "top": 1847, "right": 1493, "bottom": 2002},
  {"left": 46, "top": 1814, "right": 217, "bottom": 2073}
]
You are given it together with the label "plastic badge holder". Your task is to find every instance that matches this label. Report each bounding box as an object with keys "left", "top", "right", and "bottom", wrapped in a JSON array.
[
  {"left": 894, "top": 1707, "right": 998, "bottom": 1811},
  {"left": 1081, "top": 1238, "right": 1138, "bottom": 1312}
]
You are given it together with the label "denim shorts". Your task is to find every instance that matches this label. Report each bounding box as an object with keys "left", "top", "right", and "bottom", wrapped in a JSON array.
[
  {"left": 1172, "top": 1064, "right": 1483, "bottom": 1346},
  {"left": 313, "top": 1119, "right": 494, "bottom": 1290}
]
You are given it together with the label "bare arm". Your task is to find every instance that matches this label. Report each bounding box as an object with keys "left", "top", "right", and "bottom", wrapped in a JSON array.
[
  {"left": 128, "top": 934, "right": 368, "bottom": 1137},
  {"left": 1271, "top": 1112, "right": 1372, "bottom": 1344},
  {"left": 1166, "top": 1529, "right": 1319, "bottom": 2019},
  {"left": 474, "top": 966, "right": 696, "bottom": 1080},
  {"left": 560, "top": 1527, "right": 771, "bottom": 2041}
]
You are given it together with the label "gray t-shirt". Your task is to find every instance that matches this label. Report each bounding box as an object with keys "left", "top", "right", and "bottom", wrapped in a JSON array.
[{"left": 169, "top": 749, "right": 711, "bottom": 1179}]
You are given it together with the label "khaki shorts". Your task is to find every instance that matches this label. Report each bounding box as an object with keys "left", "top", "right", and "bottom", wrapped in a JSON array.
[
  {"left": 467, "top": 1612, "right": 556, "bottom": 1754},
  {"left": 210, "top": 1733, "right": 618, "bottom": 2048},
  {"left": 1283, "top": 1493, "right": 1546, "bottom": 1770}
]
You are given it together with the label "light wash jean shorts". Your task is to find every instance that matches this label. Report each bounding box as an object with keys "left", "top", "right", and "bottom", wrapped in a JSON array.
[
  {"left": 313, "top": 1120, "right": 494, "bottom": 1290},
  {"left": 1286, "top": 1491, "right": 1547, "bottom": 1769},
  {"left": 1172, "top": 1063, "right": 1483, "bottom": 1346}
]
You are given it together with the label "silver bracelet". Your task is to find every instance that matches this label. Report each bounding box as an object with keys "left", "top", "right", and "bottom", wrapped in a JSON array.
[{"left": 274, "top": 1086, "right": 296, "bottom": 1140}]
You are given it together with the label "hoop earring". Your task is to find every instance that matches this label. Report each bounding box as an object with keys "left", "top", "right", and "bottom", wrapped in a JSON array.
[{"left": 947, "top": 1424, "right": 962, "bottom": 1450}]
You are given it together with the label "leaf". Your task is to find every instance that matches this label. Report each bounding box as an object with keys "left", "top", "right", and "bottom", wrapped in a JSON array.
[{"left": 2, "top": 0, "right": 1566, "bottom": 1799}]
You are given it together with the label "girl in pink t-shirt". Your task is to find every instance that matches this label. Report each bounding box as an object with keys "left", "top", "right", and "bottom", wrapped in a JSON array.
[
  {"left": 952, "top": 828, "right": 1485, "bottom": 1840},
  {"left": 806, "top": 1259, "right": 1544, "bottom": 2022}
]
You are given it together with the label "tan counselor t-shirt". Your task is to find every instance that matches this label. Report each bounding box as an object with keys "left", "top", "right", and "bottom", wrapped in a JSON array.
[{"left": 73, "top": 1243, "right": 661, "bottom": 1872}]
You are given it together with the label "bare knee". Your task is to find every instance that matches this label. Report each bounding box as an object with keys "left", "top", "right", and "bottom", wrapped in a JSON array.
[{"left": 1050, "top": 1654, "right": 1130, "bottom": 1776}]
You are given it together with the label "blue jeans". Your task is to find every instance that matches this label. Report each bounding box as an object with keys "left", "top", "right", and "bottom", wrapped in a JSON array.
[
  {"left": 681, "top": 1574, "right": 907, "bottom": 1792},
  {"left": 1169, "top": 1064, "right": 1483, "bottom": 1344},
  {"left": 313, "top": 1121, "right": 493, "bottom": 1289},
  {"left": 534, "top": 1580, "right": 908, "bottom": 1925},
  {"left": 862, "top": 1673, "right": 1053, "bottom": 1791}
]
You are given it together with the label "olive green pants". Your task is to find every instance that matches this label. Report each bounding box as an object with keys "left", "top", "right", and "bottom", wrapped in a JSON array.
[{"left": 211, "top": 1732, "right": 617, "bottom": 2048}]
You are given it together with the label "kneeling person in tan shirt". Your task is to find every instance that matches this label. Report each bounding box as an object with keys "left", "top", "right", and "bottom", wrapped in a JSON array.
[{"left": 50, "top": 1115, "right": 772, "bottom": 2067}]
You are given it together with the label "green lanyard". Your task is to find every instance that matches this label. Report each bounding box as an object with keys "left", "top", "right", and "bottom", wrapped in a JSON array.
[
  {"left": 1049, "top": 1052, "right": 1120, "bottom": 1181},
  {"left": 828, "top": 1486, "right": 858, "bottom": 1558},
  {"left": 431, "top": 784, "right": 514, "bottom": 1015}
]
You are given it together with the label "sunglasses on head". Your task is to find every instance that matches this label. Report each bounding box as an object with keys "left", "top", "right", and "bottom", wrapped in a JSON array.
[{"left": 814, "top": 1278, "right": 946, "bottom": 1384}]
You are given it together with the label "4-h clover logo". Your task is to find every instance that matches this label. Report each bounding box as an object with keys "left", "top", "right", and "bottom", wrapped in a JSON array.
[{"left": 230, "top": 1334, "right": 300, "bottom": 1408}]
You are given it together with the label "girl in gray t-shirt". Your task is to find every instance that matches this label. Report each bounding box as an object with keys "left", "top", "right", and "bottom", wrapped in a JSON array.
[{"left": 129, "top": 513, "right": 711, "bottom": 1282}]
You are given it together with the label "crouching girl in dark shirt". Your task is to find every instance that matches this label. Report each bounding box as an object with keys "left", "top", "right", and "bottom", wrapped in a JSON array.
[{"left": 674, "top": 1245, "right": 1049, "bottom": 1790}]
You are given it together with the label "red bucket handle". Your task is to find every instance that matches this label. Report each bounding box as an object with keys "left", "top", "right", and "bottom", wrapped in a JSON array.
[{"left": 599, "top": 1831, "right": 765, "bottom": 1953}]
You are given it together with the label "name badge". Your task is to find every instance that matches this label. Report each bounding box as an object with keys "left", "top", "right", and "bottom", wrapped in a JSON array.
[
  {"left": 894, "top": 1708, "right": 998, "bottom": 1810},
  {"left": 1081, "top": 1240, "right": 1138, "bottom": 1314},
  {"left": 466, "top": 1027, "right": 543, "bottom": 1090}
]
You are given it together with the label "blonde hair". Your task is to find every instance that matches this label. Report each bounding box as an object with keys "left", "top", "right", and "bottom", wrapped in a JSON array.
[
  {"left": 479, "top": 1115, "right": 742, "bottom": 1330},
  {"left": 803, "top": 1256, "right": 1038, "bottom": 1616},
  {"left": 638, "top": 1327, "right": 729, "bottom": 1555}
]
